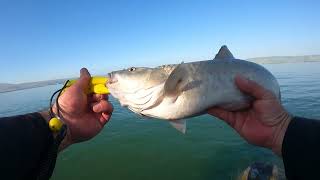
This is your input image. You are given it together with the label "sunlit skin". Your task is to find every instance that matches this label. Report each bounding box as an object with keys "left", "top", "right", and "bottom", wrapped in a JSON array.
[
  {"left": 41, "top": 68, "right": 113, "bottom": 151},
  {"left": 208, "top": 75, "right": 292, "bottom": 156}
]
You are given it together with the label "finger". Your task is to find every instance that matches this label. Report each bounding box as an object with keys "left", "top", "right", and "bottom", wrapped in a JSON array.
[
  {"left": 100, "top": 112, "right": 111, "bottom": 125},
  {"left": 88, "top": 94, "right": 107, "bottom": 104},
  {"left": 90, "top": 94, "right": 108, "bottom": 102},
  {"left": 74, "top": 68, "right": 91, "bottom": 91},
  {"left": 235, "top": 75, "right": 273, "bottom": 99},
  {"left": 92, "top": 100, "right": 113, "bottom": 114},
  {"left": 208, "top": 107, "right": 236, "bottom": 127}
]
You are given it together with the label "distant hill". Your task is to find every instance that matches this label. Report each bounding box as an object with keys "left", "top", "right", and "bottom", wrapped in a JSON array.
[
  {"left": 247, "top": 55, "right": 320, "bottom": 64},
  {"left": 1, "top": 55, "right": 320, "bottom": 93},
  {"left": 0, "top": 83, "right": 13, "bottom": 89},
  {"left": 0, "top": 79, "right": 67, "bottom": 93}
]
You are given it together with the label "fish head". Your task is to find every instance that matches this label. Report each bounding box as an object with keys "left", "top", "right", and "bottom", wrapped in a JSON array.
[
  {"left": 107, "top": 66, "right": 170, "bottom": 93},
  {"left": 107, "top": 66, "right": 174, "bottom": 111}
]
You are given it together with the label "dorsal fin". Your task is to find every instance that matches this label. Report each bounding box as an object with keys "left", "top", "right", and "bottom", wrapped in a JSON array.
[{"left": 214, "top": 45, "right": 234, "bottom": 60}]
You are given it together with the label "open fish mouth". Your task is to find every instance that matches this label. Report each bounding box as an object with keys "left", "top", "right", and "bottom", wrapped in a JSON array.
[{"left": 107, "top": 72, "right": 118, "bottom": 84}]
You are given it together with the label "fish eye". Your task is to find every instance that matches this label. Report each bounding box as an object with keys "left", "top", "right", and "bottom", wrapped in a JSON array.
[{"left": 128, "top": 67, "right": 136, "bottom": 72}]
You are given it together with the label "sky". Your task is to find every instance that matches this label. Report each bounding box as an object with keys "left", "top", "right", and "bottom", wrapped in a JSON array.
[{"left": 0, "top": 0, "right": 319, "bottom": 83}]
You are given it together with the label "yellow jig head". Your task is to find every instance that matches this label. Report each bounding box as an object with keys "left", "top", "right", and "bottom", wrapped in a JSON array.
[{"left": 64, "top": 76, "right": 109, "bottom": 94}]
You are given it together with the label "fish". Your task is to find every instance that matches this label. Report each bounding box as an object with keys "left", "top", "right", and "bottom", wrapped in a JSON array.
[{"left": 106, "top": 45, "right": 280, "bottom": 133}]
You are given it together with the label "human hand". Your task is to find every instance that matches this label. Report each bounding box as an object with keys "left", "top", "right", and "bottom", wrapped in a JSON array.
[
  {"left": 208, "top": 75, "right": 291, "bottom": 156},
  {"left": 42, "top": 68, "right": 113, "bottom": 151}
]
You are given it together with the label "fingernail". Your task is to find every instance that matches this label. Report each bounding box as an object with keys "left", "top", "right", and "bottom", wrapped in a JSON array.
[
  {"left": 242, "top": 77, "right": 249, "bottom": 84},
  {"left": 96, "top": 103, "right": 102, "bottom": 112},
  {"left": 236, "top": 74, "right": 249, "bottom": 85},
  {"left": 236, "top": 74, "right": 246, "bottom": 80}
]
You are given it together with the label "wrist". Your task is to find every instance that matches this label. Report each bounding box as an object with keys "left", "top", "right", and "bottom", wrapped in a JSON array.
[
  {"left": 57, "top": 127, "right": 72, "bottom": 152},
  {"left": 39, "top": 111, "right": 51, "bottom": 123},
  {"left": 271, "top": 112, "right": 292, "bottom": 156},
  {"left": 39, "top": 110, "right": 72, "bottom": 152}
]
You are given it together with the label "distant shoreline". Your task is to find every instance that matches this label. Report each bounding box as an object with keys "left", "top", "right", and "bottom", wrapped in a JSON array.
[
  {"left": 1, "top": 56, "right": 320, "bottom": 93},
  {"left": 0, "top": 80, "right": 66, "bottom": 93},
  {"left": 249, "top": 60, "right": 320, "bottom": 64},
  {"left": 247, "top": 55, "right": 320, "bottom": 64},
  {"left": 0, "top": 84, "right": 63, "bottom": 93}
]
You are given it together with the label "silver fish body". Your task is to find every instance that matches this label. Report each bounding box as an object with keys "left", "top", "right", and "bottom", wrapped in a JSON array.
[{"left": 107, "top": 46, "right": 280, "bottom": 132}]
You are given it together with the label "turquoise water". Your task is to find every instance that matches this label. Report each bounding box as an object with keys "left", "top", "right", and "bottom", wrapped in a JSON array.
[{"left": 0, "top": 62, "right": 319, "bottom": 179}]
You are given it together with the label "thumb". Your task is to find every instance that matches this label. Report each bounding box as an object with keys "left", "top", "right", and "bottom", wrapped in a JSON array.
[
  {"left": 235, "top": 75, "right": 273, "bottom": 100},
  {"left": 75, "top": 68, "right": 91, "bottom": 91}
]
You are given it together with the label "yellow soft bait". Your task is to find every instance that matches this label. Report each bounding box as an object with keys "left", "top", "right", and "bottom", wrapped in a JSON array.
[{"left": 65, "top": 76, "right": 109, "bottom": 94}]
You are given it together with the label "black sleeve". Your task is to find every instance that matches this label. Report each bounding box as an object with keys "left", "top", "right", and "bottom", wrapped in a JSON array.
[
  {"left": 0, "top": 113, "right": 53, "bottom": 180},
  {"left": 282, "top": 116, "right": 320, "bottom": 180}
]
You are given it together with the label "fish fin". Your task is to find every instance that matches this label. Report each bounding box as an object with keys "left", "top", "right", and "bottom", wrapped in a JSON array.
[
  {"left": 169, "top": 120, "right": 187, "bottom": 134},
  {"left": 164, "top": 63, "right": 188, "bottom": 96},
  {"left": 214, "top": 45, "right": 234, "bottom": 60}
]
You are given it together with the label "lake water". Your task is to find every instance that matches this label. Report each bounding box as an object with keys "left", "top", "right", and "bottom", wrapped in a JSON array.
[{"left": 0, "top": 62, "right": 320, "bottom": 179}]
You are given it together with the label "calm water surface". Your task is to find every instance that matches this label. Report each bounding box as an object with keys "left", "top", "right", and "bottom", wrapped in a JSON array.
[{"left": 0, "top": 62, "right": 319, "bottom": 179}]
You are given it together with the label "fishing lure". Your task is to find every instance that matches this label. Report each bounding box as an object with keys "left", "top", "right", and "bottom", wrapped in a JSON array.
[{"left": 65, "top": 76, "right": 109, "bottom": 94}]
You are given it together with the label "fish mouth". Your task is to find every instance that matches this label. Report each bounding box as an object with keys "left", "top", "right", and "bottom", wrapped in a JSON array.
[{"left": 107, "top": 72, "right": 118, "bottom": 84}]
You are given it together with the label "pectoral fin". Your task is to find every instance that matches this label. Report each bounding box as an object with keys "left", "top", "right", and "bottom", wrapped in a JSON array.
[
  {"left": 164, "top": 63, "right": 189, "bottom": 97},
  {"left": 169, "top": 119, "right": 187, "bottom": 134}
]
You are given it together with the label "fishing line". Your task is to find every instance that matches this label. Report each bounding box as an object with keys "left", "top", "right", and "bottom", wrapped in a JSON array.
[{"left": 49, "top": 80, "right": 70, "bottom": 118}]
